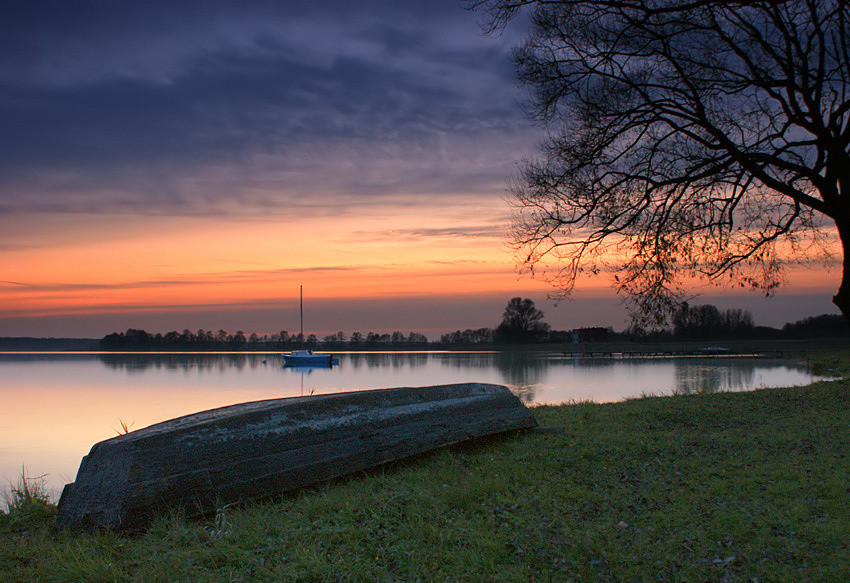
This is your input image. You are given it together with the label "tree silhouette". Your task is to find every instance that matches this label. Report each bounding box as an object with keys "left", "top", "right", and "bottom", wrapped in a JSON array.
[
  {"left": 495, "top": 297, "right": 551, "bottom": 343},
  {"left": 672, "top": 302, "right": 755, "bottom": 340},
  {"left": 469, "top": 0, "right": 850, "bottom": 325}
]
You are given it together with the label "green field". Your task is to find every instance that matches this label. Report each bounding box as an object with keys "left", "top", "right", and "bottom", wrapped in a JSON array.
[{"left": 2, "top": 358, "right": 848, "bottom": 581}]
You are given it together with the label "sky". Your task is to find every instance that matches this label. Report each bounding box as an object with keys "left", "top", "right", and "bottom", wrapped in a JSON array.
[{"left": 0, "top": 0, "right": 842, "bottom": 340}]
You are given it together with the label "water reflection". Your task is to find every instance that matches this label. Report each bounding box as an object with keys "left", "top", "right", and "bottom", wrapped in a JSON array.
[
  {"left": 492, "top": 352, "right": 551, "bottom": 403},
  {"left": 99, "top": 352, "right": 271, "bottom": 373},
  {"left": 0, "top": 351, "right": 829, "bottom": 497},
  {"left": 93, "top": 352, "right": 822, "bottom": 401},
  {"left": 670, "top": 357, "right": 812, "bottom": 395},
  {"left": 672, "top": 360, "right": 755, "bottom": 394},
  {"left": 344, "top": 352, "right": 431, "bottom": 370}
]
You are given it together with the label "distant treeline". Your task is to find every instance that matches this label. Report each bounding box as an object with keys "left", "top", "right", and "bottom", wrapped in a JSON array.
[
  {"left": 97, "top": 308, "right": 850, "bottom": 351},
  {"left": 432, "top": 309, "right": 849, "bottom": 345},
  {"left": 630, "top": 306, "right": 850, "bottom": 342},
  {"left": 99, "top": 328, "right": 431, "bottom": 351}
]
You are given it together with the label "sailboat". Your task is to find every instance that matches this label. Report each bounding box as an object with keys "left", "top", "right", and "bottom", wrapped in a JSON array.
[{"left": 282, "top": 286, "right": 334, "bottom": 366}]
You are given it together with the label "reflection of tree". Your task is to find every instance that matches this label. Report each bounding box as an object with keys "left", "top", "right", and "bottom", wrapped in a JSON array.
[
  {"left": 403, "top": 353, "right": 429, "bottom": 368},
  {"left": 344, "top": 352, "right": 430, "bottom": 370},
  {"left": 98, "top": 353, "right": 270, "bottom": 373},
  {"left": 431, "top": 352, "right": 550, "bottom": 403},
  {"left": 439, "top": 352, "right": 496, "bottom": 370},
  {"left": 492, "top": 352, "right": 551, "bottom": 403},
  {"left": 673, "top": 359, "right": 759, "bottom": 395}
]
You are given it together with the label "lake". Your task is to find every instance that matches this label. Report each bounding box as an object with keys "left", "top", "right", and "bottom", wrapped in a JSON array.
[{"left": 0, "top": 351, "right": 828, "bottom": 498}]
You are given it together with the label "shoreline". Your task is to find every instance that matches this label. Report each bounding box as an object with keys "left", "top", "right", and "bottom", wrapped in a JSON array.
[{"left": 3, "top": 362, "right": 849, "bottom": 580}]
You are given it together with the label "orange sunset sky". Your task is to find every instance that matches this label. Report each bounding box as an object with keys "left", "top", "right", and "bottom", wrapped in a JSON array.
[{"left": 0, "top": 1, "right": 842, "bottom": 339}]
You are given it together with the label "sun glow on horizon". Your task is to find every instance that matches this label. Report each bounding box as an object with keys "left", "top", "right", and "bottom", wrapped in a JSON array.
[
  {"left": 1, "top": 204, "right": 557, "bottom": 322},
  {"left": 1, "top": 199, "right": 842, "bottom": 337}
]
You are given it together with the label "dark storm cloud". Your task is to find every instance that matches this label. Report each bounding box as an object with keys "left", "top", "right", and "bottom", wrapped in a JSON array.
[{"left": 0, "top": 0, "right": 532, "bottom": 215}]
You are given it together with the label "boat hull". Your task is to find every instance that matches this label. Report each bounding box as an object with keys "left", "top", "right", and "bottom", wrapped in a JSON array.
[
  {"left": 56, "top": 383, "right": 537, "bottom": 531},
  {"left": 282, "top": 350, "right": 334, "bottom": 366}
]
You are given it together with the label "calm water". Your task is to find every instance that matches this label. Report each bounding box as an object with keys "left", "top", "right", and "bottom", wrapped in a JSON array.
[{"left": 0, "top": 351, "right": 827, "bottom": 497}]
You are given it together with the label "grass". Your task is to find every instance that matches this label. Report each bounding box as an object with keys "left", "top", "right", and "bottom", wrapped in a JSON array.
[
  {"left": 808, "top": 350, "right": 850, "bottom": 377},
  {"left": 1, "top": 467, "right": 57, "bottom": 532},
  {"left": 2, "top": 360, "right": 849, "bottom": 581}
]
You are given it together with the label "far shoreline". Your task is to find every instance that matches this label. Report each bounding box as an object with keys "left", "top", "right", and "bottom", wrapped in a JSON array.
[{"left": 3, "top": 336, "right": 850, "bottom": 359}]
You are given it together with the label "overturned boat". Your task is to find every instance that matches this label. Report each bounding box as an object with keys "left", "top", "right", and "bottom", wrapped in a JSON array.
[{"left": 56, "top": 383, "right": 537, "bottom": 531}]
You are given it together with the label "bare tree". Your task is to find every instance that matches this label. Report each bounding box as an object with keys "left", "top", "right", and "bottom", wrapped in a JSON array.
[{"left": 468, "top": 0, "right": 850, "bottom": 325}]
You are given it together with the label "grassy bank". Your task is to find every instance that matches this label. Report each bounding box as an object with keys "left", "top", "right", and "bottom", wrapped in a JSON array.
[{"left": 2, "top": 376, "right": 849, "bottom": 581}]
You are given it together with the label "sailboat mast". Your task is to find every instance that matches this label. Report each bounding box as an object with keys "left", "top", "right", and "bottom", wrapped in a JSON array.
[{"left": 299, "top": 285, "right": 304, "bottom": 343}]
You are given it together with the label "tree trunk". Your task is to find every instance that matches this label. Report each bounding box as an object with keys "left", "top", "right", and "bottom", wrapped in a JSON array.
[{"left": 832, "top": 220, "right": 850, "bottom": 324}]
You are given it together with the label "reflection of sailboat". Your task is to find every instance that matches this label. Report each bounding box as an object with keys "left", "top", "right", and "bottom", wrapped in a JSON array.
[{"left": 282, "top": 286, "right": 335, "bottom": 367}]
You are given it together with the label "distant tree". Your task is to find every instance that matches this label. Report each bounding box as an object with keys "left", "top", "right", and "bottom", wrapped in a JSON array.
[
  {"left": 469, "top": 0, "right": 850, "bottom": 326},
  {"left": 782, "top": 314, "right": 849, "bottom": 338},
  {"left": 100, "top": 332, "right": 122, "bottom": 350},
  {"left": 199, "top": 329, "right": 216, "bottom": 346},
  {"left": 407, "top": 332, "right": 429, "bottom": 345},
  {"left": 672, "top": 303, "right": 755, "bottom": 340},
  {"left": 180, "top": 329, "right": 195, "bottom": 345},
  {"left": 277, "top": 331, "right": 290, "bottom": 347},
  {"left": 494, "top": 297, "right": 551, "bottom": 343},
  {"left": 723, "top": 309, "right": 756, "bottom": 337},
  {"left": 440, "top": 328, "right": 495, "bottom": 345},
  {"left": 322, "top": 331, "right": 347, "bottom": 347},
  {"left": 100, "top": 328, "right": 155, "bottom": 350},
  {"left": 100, "top": 332, "right": 125, "bottom": 350},
  {"left": 127, "top": 328, "right": 153, "bottom": 347},
  {"left": 350, "top": 332, "right": 364, "bottom": 347},
  {"left": 476, "top": 327, "right": 496, "bottom": 344}
]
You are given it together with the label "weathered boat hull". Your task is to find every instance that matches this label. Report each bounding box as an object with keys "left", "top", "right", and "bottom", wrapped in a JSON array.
[{"left": 56, "top": 383, "right": 536, "bottom": 531}]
